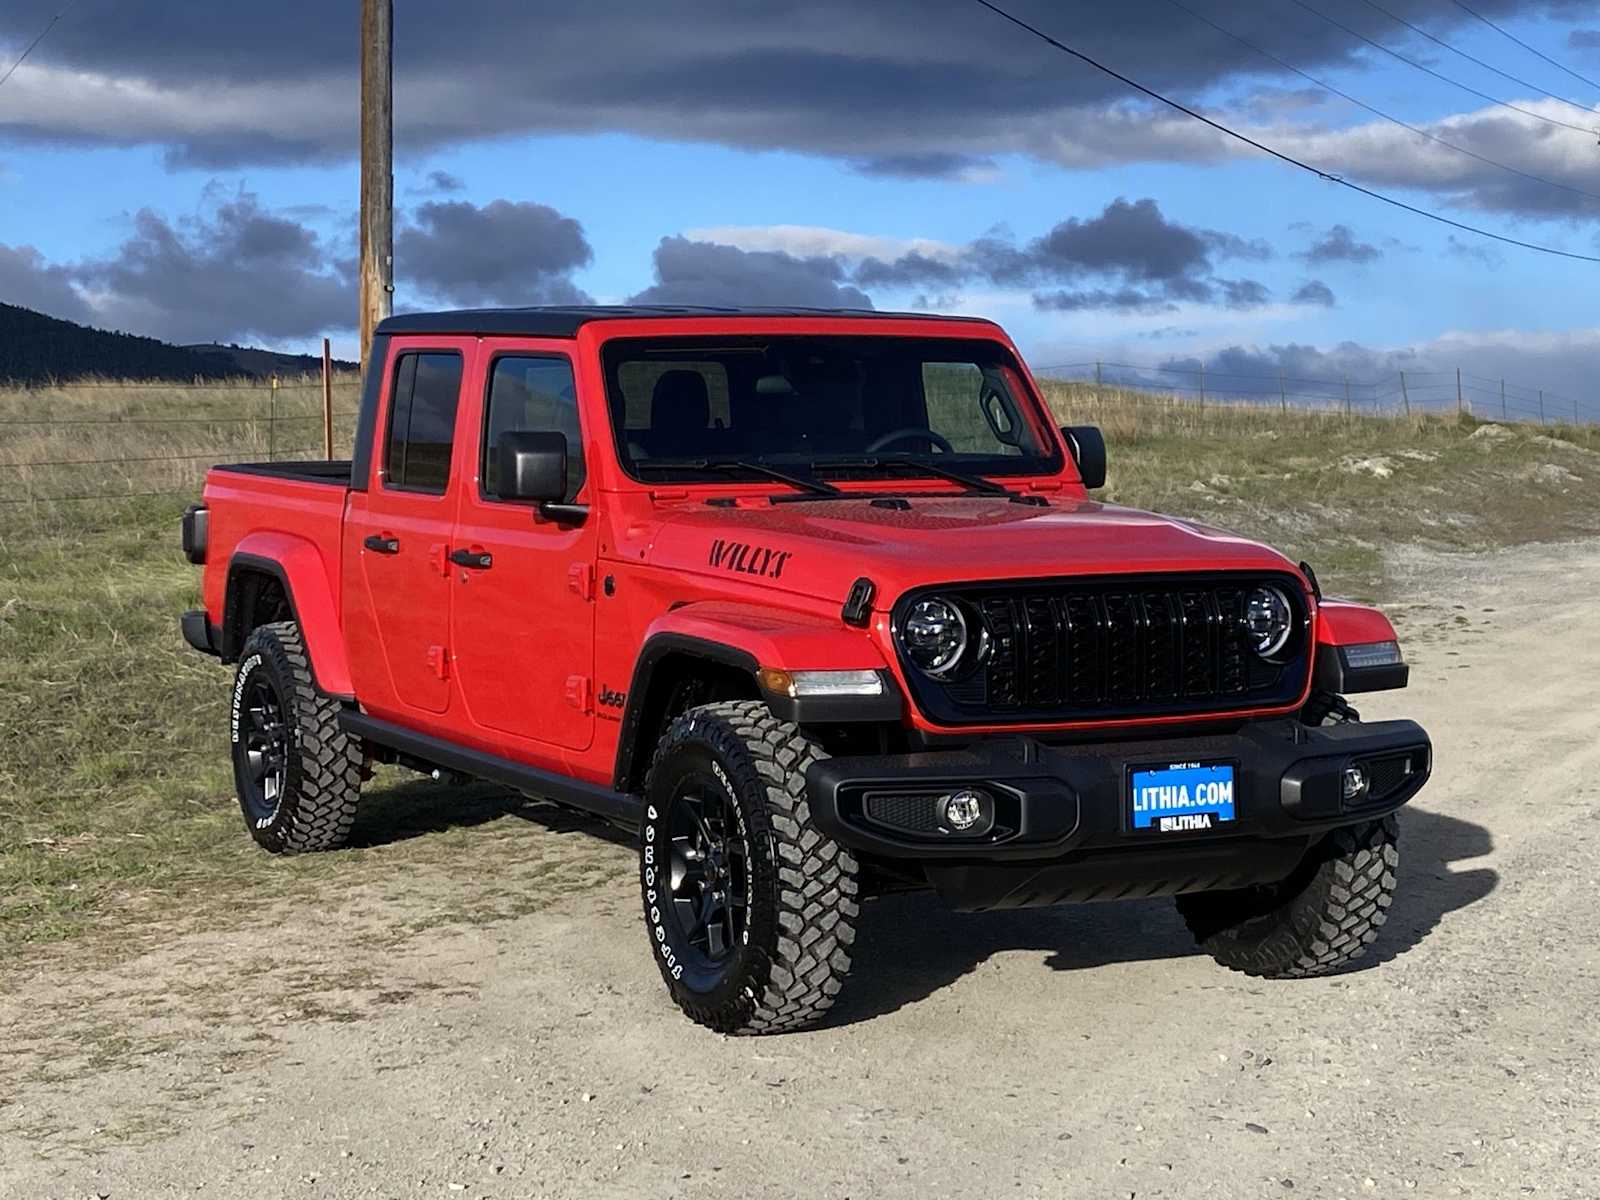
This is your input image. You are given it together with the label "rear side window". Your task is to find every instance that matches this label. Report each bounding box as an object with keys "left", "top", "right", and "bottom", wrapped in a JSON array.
[
  {"left": 384, "top": 352, "right": 463, "bottom": 493},
  {"left": 482, "top": 355, "right": 585, "bottom": 502}
]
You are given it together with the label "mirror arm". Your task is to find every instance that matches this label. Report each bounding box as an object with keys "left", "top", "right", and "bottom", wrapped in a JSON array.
[{"left": 537, "top": 502, "right": 590, "bottom": 524}]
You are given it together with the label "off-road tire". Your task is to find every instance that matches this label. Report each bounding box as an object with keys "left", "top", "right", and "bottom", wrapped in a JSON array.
[
  {"left": 230, "top": 621, "right": 362, "bottom": 854},
  {"left": 1176, "top": 816, "right": 1399, "bottom": 978},
  {"left": 640, "top": 701, "right": 859, "bottom": 1034}
]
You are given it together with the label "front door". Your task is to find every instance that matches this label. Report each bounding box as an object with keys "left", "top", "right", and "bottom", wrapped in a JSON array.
[
  {"left": 449, "top": 343, "right": 597, "bottom": 751},
  {"left": 349, "top": 341, "right": 472, "bottom": 716}
]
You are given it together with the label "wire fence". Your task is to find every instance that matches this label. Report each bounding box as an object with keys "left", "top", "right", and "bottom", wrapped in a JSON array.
[
  {"left": 1032, "top": 361, "right": 1596, "bottom": 428},
  {"left": 0, "top": 361, "right": 1593, "bottom": 509},
  {"left": 0, "top": 375, "right": 362, "bottom": 508}
]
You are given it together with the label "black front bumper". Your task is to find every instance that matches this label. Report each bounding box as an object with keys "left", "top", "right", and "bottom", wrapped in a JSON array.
[{"left": 805, "top": 718, "right": 1430, "bottom": 912}]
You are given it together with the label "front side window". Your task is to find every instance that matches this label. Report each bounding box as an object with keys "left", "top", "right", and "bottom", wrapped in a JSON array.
[
  {"left": 384, "top": 352, "right": 463, "bottom": 493},
  {"left": 482, "top": 355, "right": 585, "bottom": 502},
  {"left": 601, "top": 336, "right": 1059, "bottom": 485}
]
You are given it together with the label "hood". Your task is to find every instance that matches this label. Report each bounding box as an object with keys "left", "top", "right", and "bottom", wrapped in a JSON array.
[{"left": 644, "top": 494, "right": 1300, "bottom": 608}]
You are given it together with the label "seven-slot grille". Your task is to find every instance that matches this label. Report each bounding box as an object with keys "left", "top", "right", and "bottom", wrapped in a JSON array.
[{"left": 901, "top": 576, "right": 1309, "bottom": 725}]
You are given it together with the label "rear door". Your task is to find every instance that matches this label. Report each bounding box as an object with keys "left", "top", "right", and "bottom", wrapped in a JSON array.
[
  {"left": 449, "top": 341, "right": 598, "bottom": 752},
  {"left": 347, "top": 339, "right": 473, "bottom": 716}
]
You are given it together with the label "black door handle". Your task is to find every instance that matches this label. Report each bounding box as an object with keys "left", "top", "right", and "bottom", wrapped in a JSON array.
[
  {"left": 363, "top": 534, "right": 400, "bottom": 554},
  {"left": 448, "top": 548, "right": 493, "bottom": 570}
]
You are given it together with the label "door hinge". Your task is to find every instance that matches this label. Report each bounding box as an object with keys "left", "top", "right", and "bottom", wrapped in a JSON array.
[
  {"left": 429, "top": 542, "right": 450, "bottom": 576},
  {"left": 565, "top": 674, "right": 593, "bottom": 714},
  {"left": 568, "top": 562, "right": 595, "bottom": 601},
  {"left": 427, "top": 644, "right": 450, "bottom": 680}
]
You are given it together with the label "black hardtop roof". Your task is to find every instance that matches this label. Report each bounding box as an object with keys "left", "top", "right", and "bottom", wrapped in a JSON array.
[{"left": 374, "top": 305, "right": 994, "bottom": 339}]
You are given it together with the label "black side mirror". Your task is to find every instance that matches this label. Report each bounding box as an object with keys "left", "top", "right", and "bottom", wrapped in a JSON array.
[
  {"left": 496, "top": 430, "right": 587, "bottom": 520},
  {"left": 1061, "top": 424, "right": 1107, "bottom": 489}
]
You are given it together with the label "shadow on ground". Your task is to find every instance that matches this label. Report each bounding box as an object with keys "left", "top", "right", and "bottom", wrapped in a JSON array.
[
  {"left": 331, "top": 776, "right": 1497, "bottom": 1029},
  {"left": 828, "top": 804, "right": 1497, "bottom": 1027},
  {"left": 346, "top": 777, "right": 635, "bottom": 851}
]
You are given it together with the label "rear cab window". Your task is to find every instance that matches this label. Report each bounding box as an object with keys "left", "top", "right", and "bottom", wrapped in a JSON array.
[{"left": 384, "top": 351, "right": 464, "bottom": 494}]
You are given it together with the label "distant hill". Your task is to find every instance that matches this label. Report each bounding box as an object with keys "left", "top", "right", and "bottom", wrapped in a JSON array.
[
  {"left": 0, "top": 303, "right": 354, "bottom": 384},
  {"left": 184, "top": 343, "right": 358, "bottom": 378}
]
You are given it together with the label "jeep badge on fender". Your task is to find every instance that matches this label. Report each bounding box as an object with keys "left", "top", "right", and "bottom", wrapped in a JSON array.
[{"left": 179, "top": 305, "right": 1431, "bottom": 1035}]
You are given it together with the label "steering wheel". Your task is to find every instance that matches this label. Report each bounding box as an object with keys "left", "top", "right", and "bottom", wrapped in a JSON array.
[{"left": 865, "top": 428, "right": 955, "bottom": 454}]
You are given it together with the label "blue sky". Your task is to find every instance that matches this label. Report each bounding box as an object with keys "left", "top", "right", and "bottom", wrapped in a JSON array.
[{"left": 1, "top": 0, "right": 1597, "bottom": 400}]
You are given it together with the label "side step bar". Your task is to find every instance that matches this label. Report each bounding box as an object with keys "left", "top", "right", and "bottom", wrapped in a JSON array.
[{"left": 340, "top": 710, "right": 643, "bottom": 831}]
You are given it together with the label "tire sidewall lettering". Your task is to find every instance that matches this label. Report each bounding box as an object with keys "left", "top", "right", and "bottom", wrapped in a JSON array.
[
  {"left": 641, "top": 751, "right": 750, "bottom": 998},
  {"left": 230, "top": 654, "right": 264, "bottom": 745}
]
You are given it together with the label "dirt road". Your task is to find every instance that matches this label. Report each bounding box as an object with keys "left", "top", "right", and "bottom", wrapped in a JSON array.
[{"left": 4, "top": 540, "right": 1599, "bottom": 1200}]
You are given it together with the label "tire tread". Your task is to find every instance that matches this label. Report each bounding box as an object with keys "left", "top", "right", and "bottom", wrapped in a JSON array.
[
  {"left": 1177, "top": 816, "right": 1399, "bottom": 978},
  {"left": 643, "top": 700, "right": 859, "bottom": 1034},
  {"left": 237, "top": 621, "right": 362, "bottom": 854}
]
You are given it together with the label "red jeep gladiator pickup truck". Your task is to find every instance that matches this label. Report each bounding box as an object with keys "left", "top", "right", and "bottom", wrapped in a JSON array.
[{"left": 181, "top": 306, "right": 1430, "bottom": 1033}]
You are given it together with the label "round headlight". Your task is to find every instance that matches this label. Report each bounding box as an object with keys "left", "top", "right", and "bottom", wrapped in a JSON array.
[
  {"left": 1244, "top": 586, "right": 1293, "bottom": 658},
  {"left": 900, "top": 596, "right": 968, "bottom": 677}
]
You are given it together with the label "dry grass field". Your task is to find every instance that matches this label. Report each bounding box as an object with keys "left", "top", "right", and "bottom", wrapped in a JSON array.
[{"left": 2, "top": 375, "right": 1598, "bottom": 963}]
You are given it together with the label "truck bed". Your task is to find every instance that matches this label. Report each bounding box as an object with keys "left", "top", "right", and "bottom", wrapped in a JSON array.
[
  {"left": 197, "top": 461, "right": 353, "bottom": 639},
  {"left": 211, "top": 459, "right": 353, "bottom": 486}
]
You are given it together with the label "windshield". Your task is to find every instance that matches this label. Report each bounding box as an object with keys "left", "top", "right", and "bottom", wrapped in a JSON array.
[{"left": 602, "top": 335, "right": 1061, "bottom": 484}]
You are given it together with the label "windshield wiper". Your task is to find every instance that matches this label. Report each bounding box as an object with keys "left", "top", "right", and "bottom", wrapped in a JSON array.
[
  {"left": 636, "top": 458, "right": 842, "bottom": 499},
  {"left": 810, "top": 455, "right": 1015, "bottom": 499}
]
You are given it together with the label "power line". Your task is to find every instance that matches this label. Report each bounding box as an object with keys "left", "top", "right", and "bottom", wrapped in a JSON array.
[
  {"left": 1286, "top": 0, "right": 1596, "bottom": 135},
  {"left": 1160, "top": 0, "right": 1600, "bottom": 210},
  {"left": 1354, "top": 0, "right": 1597, "bottom": 116},
  {"left": 1443, "top": 0, "right": 1600, "bottom": 95},
  {"left": 968, "top": 0, "right": 1600, "bottom": 263},
  {"left": 0, "top": 1, "right": 76, "bottom": 91}
]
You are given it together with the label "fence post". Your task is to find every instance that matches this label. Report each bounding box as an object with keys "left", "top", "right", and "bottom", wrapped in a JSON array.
[
  {"left": 1577, "top": 396, "right": 1582, "bottom": 426},
  {"left": 1094, "top": 360, "right": 1103, "bottom": 392},
  {"left": 1500, "top": 378, "right": 1507, "bottom": 420},
  {"left": 1278, "top": 368, "right": 1287, "bottom": 414},
  {"left": 269, "top": 373, "right": 279, "bottom": 461},
  {"left": 1343, "top": 374, "right": 1351, "bottom": 420},
  {"left": 1539, "top": 390, "right": 1545, "bottom": 425},
  {"left": 322, "top": 338, "right": 335, "bottom": 459},
  {"left": 1198, "top": 364, "right": 1205, "bottom": 412},
  {"left": 1456, "top": 367, "right": 1464, "bottom": 416},
  {"left": 1399, "top": 370, "right": 1410, "bottom": 417}
]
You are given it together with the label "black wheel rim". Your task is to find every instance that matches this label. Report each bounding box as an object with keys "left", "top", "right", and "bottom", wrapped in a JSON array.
[
  {"left": 239, "top": 675, "right": 289, "bottom": 823},
  {"left": 665, "top": 775, "right": 749, "bottom": 971}
]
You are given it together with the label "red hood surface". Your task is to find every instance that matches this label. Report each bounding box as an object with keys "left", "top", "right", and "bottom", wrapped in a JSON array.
[{"left": 644, "top": 494, "right": 1302, "bottom": 609}]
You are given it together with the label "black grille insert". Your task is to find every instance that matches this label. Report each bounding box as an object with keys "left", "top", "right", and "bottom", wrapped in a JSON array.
[
  {"left": 895, "top": 573, "right": 1310, "bottom": 726},
  {"left": 863, "top": 791, "right": 942, "bottom": 834}
]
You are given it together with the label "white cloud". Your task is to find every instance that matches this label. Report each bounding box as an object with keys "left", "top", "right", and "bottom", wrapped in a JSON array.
[{"left": 683, "top": 225, "right": 963, "bottom": 263}]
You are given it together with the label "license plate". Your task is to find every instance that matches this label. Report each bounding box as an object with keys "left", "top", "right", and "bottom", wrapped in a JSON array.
[{"left": 1129, "top": 762, "right": 1237, "bottom": 834}]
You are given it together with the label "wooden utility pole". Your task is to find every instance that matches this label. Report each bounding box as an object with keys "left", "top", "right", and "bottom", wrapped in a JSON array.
[
  {"left": 359, "top": 0, "right": 394, "bottom": 366},
  {"left": 1399, "top": 370, "right": 1410, "bottom": 417}
]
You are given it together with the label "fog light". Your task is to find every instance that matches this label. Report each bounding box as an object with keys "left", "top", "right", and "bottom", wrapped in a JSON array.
[
  {"left": 940, "top": 789, "right": 985, "bottom": 831},
  {"left": 1342, "top": 764, "right": 1370, "bottom": 803}
]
